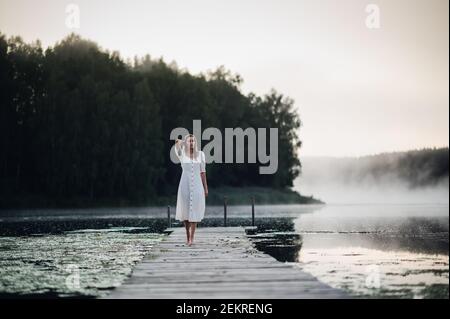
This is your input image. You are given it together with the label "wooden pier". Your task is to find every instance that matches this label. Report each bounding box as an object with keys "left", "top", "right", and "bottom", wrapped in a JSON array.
[{"left": 104, "top": 226, "right": 349, "bottom": 299}]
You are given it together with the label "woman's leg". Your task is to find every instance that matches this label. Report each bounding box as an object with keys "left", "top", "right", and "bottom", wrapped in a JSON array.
[
  {"left": 183, "top": 220, "right": 190, "bottom": 244},
  {"left": 189, "top": 222, "right": 197, "bottom": 245}
]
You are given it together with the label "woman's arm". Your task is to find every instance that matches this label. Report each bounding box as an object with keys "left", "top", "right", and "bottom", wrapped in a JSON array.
[
  {"left": 201, "top": 172, "right": 208, "bottom": 197},
  {"left": 200, "top": 151, "right": 208, "bottom": 197},
  {"left": 174, "top": 139, "right": 183, "bottom": 159}
]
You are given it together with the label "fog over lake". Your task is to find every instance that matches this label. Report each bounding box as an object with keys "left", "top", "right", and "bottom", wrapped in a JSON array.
[{"left": 295, "top": 153, "right": 449, "bottom": 205}]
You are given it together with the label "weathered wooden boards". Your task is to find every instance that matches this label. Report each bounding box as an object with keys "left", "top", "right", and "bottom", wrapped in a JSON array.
[{"left": 104, "top": 227, "right": 349, "bottom": 299}]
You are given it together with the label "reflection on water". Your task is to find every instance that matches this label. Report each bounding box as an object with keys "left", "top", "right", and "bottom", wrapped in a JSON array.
[
  {"left": 248, "top": 231, "right": 302, "bottom": 262},
  {"left": 0, "top": 204, "right": 448, "bottom": 298},
  {"left": 249, "top": 204, "right": 449, "bottom": 299},
  {"left": 298, "top": 246, "right": 448, "bottom": 298},
  {"left": 293, "top": 205, "right": 449, "bottom": 298}
]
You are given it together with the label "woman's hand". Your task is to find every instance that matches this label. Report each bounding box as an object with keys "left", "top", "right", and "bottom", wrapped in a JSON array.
[
  {"left": 175, "top": 139, "right": 183, "bottom": 152},
  {"left": 204, "top": 188, "right": 208, "bottom": 197}
]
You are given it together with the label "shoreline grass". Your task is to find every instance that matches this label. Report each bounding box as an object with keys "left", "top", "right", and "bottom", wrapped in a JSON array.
[{"left": 0, "top": 186, "right": 323, "bottom": 209}]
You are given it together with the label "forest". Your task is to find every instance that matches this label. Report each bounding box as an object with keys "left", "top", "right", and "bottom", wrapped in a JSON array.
[
  {"left": 0, "top": 33, "right": 306, "bottom": 208},
  {"left": 301, "top": 147, "right": 449, "bottom": 190},
  {"left": 348, "top": 147, "right": 449, "bottom": 188}
]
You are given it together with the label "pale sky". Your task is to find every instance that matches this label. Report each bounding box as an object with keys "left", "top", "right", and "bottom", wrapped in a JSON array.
[{"left": 1, "top": 0, "right": 448, "bottom": 156}]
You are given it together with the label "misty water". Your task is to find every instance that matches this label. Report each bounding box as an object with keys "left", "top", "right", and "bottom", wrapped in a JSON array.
[
  {"left": 0, "top": 204, "right": 448, "bottom": 298},
  {"left": 268, "top": 204, "right": 448, "bottom": 298}
]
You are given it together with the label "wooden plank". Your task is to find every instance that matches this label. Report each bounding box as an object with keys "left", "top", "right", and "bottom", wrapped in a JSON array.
[{"left": 103, "top": 227, "right": 349, "bottom": 299}]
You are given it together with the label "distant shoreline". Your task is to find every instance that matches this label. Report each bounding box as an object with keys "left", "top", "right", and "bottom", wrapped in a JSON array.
[{"left": 0, "top": 186, "right": 324, "bottom": 210}]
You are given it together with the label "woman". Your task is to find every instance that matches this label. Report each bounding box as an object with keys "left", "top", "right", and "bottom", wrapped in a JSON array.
[{"left": 174, "top": 134, "right": 208, "bottom": 246}]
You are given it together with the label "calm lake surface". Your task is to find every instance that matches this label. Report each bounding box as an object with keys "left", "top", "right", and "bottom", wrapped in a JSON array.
[{"left": 0, "top": 204, "right": 448, "bottom": 298}]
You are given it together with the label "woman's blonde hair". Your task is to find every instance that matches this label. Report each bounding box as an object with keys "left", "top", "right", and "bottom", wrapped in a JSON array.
[{"left": 183, "top": 134, "right": 199, "bottom": 160}]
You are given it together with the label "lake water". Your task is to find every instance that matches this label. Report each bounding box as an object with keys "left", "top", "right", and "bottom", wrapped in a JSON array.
[
  {"left": 249, "top": 204, "right": 449, "bottom": 299},
  {"left": 0, "top": 204, "right": 448, "bottom": 298}
]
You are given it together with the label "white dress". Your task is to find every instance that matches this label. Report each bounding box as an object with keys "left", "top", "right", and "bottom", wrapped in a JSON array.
[{"left": 175, "top": 146, "right": 206, "bottom": 222}]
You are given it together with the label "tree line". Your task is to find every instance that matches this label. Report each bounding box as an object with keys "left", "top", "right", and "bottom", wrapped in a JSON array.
[
  {"left": 357, "top": 147, "right": 449, "bottom": 188},
  {"left": 303, "top": 147, "right": 449, "bottom": 189},
  {"left": 0, "top": 33, "right": 302, "bottom": 207}
]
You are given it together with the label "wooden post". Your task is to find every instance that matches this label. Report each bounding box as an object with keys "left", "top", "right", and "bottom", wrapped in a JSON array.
[
  {"left": 167, "top": 205, "right": 171, "bottom": 228},
  {"left": 251, "top": 196, "right": 255, "bottom": 227},
  {"left": 223, "top": 196, "right": 227, "bottom": 227}
]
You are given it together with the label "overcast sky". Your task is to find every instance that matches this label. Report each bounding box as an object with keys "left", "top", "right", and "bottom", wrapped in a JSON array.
[{"left": 1, "top": 0, "right": 448, "bottom": 156}]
